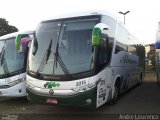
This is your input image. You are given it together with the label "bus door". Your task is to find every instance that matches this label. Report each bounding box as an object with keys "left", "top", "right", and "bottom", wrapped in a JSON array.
[{"left": 92, "top": 23, "right": 112, "bottom": 107}]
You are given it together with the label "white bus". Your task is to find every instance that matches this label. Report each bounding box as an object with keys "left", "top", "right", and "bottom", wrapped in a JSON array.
[
  {"left": 0, "top": 31, "right": 33, "bottom": 97},
  {"left": 156, "top": 22, "right": 160, "bottom": 84},
  {"left": 26, "top": 11, "right": 145, "bottom": 108}
]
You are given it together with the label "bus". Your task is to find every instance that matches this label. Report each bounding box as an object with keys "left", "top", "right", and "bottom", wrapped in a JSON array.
[
  {"left": 0, "top": 31, "right": 33, "bottom": 97},
  {"left": 156, "top": 22, "right": 160, "bottom": 84},
  {"left": 26, "top": 11, "right": 145, "bottom": 108}
]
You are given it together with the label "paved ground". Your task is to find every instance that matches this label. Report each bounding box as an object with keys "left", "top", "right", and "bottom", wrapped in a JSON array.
[{"left": 0, "top": 68, "right": 160, "bottom": 120}]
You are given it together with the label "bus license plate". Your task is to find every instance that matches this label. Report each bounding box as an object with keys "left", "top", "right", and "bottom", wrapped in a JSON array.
[{"left": 46, "top": 98, "right": 58, "bottom": 104}]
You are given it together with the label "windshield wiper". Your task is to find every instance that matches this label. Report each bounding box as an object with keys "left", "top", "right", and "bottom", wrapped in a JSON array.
[
  {"left": 0, "top": 43, "right": 9, "bottom": 75},
  {"left": 0, "top": 44, "right": 5, "bottom": 66},
  {"left": 3, "top": 58, "right": 9, "bottom": 74},
  {"left": 53, "top": 40, "right": 72, "bottom": 81},
  {"left": 36, "top": 39, "right": 52, "bottom": 77}
]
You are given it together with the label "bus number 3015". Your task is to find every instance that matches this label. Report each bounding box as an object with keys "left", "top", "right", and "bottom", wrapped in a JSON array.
[{"left": 76, "top": 80, "right": 86, "bottom": 86}]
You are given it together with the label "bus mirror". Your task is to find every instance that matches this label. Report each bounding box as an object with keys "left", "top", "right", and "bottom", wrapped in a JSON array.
[
  {"left": 28, "top": 41, "right": 32, "bottom": 48},
  {"left": 92, "top": 23, "right": 110, "bottom": 46},
  {"left": 92, "top": 27, "right": 101, "bottom": 46},
  {"left": 16, "top": 34, "right": 22, "bottom": 51},
  {"left": 15, "top": 34, "right": 32, "bottom": 53}
]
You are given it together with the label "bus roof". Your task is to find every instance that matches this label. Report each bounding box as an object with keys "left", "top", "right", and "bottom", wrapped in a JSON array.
[
  {"left": 0, "top": 31, "right": 34, "bottom": 41},
  {"left": 40, "top": 10, "right": 128, "bottom": 33},
  {"left": 0, "top": 32, "right": 18, "bottom": 40},
  {"left": 41, "top": 10, "right": 118, "bottom": 22}
]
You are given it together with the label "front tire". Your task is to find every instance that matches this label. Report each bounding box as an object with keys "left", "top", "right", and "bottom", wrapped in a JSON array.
[{"left": 109, "top": 86, "right": 120, "bottom": 104}]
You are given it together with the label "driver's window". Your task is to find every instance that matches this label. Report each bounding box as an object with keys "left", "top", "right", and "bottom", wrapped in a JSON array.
[
  {"left": 98, "top": 35, "right": 108, "bottom": 68},
  {"left": 98, "top": 33, "right": 113, "bottom": 68}
]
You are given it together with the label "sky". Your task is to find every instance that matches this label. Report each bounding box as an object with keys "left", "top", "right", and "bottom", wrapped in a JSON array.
[{"left": 0, "top": 0, "right": 160, "bottom": 45}]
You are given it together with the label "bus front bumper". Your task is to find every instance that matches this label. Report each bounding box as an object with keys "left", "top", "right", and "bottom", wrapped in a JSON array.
[
  {"left": 0, "top": 82, "right": 26, "bottom": 97},
  {"left": 26, "top": 87, "right": 97, "bottom": 109}
]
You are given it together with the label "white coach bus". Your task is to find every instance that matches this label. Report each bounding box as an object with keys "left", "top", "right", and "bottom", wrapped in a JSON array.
[
  {"left": 26, "top": 11, "right": 145, "bottom": 108},
  {"left": 0, "top": 31, "right": 33, "bottom": 97},
  {"left": 156, "top": 22, "right": 160, "bottom": 84}
]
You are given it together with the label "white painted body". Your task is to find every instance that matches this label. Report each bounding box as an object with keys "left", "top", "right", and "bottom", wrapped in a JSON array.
[
  {"left": 0, "top": 31, "right": 33, "bottom": 97},
  {"left": 0, "top": 73, "right": 26, "bottom": 97},
  {"left": 26, "top": 10, "right": 144, "bottom": 108}
]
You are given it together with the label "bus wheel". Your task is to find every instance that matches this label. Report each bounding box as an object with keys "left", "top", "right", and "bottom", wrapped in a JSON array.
[{"left": 109, "top": 86, "right": 120, "bottom": 104}]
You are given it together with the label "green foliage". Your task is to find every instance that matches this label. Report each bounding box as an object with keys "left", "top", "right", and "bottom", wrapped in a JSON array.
[
  {"left": 0, "top": 18, "right": 18, "bottom": 36},
  {"left": 134, "top": 44, "right": 145, "bottom": 57},
  {"left": 133, "top": 44, "right": 145, "bottom": 68}
]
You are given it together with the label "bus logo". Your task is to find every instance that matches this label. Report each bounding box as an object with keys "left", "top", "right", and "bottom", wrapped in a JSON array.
[
  {"left": 44, "top": 82, "right": 60, "bottom": 88},
  {"left": 49, "top": 89, "right": 54, "bottom": 95}
]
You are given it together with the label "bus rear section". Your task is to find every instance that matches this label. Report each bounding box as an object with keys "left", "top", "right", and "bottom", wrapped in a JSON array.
[{"left": 0, "top": 31, "right": 33, "bottom": 97}]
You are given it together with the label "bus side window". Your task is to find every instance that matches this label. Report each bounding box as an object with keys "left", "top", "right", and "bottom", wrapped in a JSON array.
[
  {"left": 98, "top": 35, "right": 112, "bottom": 68},
  {"left": 115, "top": 44, "right": 126, "bottom": 54},
  {"left": 98, "top": 37, "right": 107, "bottom": 66}
]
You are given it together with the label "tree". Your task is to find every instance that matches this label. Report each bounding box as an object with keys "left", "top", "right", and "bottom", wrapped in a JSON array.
[
  {"left": 147, "top": 49, "right": 155, "bottom": 66},
  {"left": 0, "top": 18, "right": 18, "bottom": 36},
  {"left": 133, "top": 44, "right": 146, "bottom": 71},
  {"left": 133, "top": 44, "right": 145, "bottom": 65}
]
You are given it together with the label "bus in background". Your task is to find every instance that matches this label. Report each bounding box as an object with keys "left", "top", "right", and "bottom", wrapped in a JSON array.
[
  {"left": 26, "top": 11, "right": 145, "bottom": 109},
  {"left": 156, "top": 22, "right": 160, "bottom": 84},
  {"left": 0, "top": 31, "right": 33, "bottom": 97}
]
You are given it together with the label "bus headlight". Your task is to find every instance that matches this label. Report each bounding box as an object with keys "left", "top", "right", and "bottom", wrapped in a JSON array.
[
  {"left": 8, "top": 78, "right": 26, "bottom": 87},
  {"left": 72, "top": 82, "right": 97, "bottom": 92}
]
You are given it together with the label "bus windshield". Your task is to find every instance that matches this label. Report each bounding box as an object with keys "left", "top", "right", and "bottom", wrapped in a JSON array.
[
  {"left": 0, "top": 38, "right": 25, "bottom": 76},
  {"left": 29, "top": 17, "right": 99, "bottom": 76}
]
